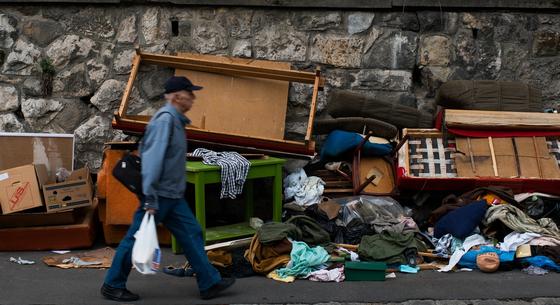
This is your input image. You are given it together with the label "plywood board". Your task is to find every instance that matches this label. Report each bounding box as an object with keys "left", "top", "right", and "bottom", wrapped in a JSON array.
[
  {"left": 455, "top": 138, "right": 495, "bottom": 177},
  {"left": 103, "top": 149, "right": 140, "bottom": 225},
  {"left": 445, "top": 109, "right": 560, "bottom": 130},
  {"left": 175, "top": 53, "right": 290, "bottom": 140},
  {"left": 456, "top": 136, "right": 560, "bottom": 179},
  {"left": 515, "top": 137, "right": 560, "bottom": 179},
  {"left": 0, "top": 132, "right": 74, "bottom": 180},
  {"left": 492, "top": 137, "right": 518, "bottom": 178},
  {"left": 359, "top": 158, "right": 395, "bottom": 194}
]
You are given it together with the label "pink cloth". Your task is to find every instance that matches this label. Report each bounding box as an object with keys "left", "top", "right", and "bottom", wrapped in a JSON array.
[{"left": 308, "top": 266, "right": 345, "bottom": 282}]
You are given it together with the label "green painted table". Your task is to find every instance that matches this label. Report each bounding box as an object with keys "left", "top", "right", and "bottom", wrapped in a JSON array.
[{"left": 172, "top": 156, "right": 285, "bottom": 253}]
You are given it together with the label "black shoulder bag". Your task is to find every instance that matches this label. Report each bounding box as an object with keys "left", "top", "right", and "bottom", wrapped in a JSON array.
[
  {"left": 112, "top": 111, "right": 174, "bottom": 195},
  {"left": 112, "top": 152, "right": 142, "bottom": 195}
]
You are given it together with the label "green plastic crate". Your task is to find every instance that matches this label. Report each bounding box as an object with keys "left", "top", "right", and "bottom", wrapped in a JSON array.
[{"left": 344, "top": 261, "right": 387, "bottom": 281}]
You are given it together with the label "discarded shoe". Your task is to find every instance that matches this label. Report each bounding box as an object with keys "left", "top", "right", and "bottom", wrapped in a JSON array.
[
  {"left": 200, "top": 277, "right": 236, "bottom": 300},
  {"left": 163, "top": 265, "right": 195, "bottom": 277},
  {"left": 100, "top": 283, "right": 140, "bottom": 302}
]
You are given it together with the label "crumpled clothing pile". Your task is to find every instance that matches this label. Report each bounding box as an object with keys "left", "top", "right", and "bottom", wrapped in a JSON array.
[{"left": 284, "top": 169, "right": 325, "bottom": 206}]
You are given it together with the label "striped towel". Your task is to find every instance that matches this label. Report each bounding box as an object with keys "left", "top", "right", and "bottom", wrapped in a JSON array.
[{"left": 192, "top": 148, "right": 251, "bottom": 199}]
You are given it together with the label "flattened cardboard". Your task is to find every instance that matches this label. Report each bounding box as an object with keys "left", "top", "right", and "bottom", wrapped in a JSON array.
[
  {"left": 455, "top": 138, "right": 494, "bottom": 177},
  {"left": 0, "top": 164, "right": 47, "bottom": 215},
  {"left": 175, "top": 53, "right": 290, "bottom": 140},
  {"left": 43, "top": 247, "right": 115, "bottom": 269},
  {"left": 515, "top": 137, "right": 560, "bottom": 179},
  {"left": 455, "top": 137, "right": 560, "bottom": 179},
  {"left": 493, "top": 137, "right": 518, "bottom": 178},
  {"left": 42, "top": 167, "right": 93, "bottom": 213},
  {"left": 0, "top": 132, "right": 74, "bottom": 181}
]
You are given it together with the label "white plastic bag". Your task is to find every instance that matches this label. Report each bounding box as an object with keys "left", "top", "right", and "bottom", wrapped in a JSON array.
[{"left": 131, "top": 213, "right": 161, "bottom": 275}]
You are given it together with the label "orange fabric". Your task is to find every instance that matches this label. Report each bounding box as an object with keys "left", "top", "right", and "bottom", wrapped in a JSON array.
[
  {"left": 478, "top": 193, "right": 508, "bottom": 206},
  {"left": 244, "top": 235, "right": 291, "bottom": 274},
  {"left": 207, "top": 250, "right": 233, "bottom": 267}
]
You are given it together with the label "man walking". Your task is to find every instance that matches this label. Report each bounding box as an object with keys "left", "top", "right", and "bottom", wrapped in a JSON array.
[{"left": 101, "top": 76, "right": 235, "bottom": 301}]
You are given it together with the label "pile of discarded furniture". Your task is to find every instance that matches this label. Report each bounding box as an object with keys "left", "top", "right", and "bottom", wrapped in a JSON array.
[{"left": 1, "top": 51, "right": 559, "bottom": 280}]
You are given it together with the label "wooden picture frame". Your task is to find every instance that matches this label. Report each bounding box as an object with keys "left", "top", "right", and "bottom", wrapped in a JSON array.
[{"left": 112, "top": 50, "right": 324, "bottom": 157}]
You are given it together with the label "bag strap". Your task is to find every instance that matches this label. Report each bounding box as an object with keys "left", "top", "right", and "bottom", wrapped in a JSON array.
[{"left": 137, "top": 110, "right": 175, "bottom": 151}]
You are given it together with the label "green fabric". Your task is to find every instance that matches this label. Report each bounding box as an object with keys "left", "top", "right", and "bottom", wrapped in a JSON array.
[
  {"left": 286, "top": 215, "right": 331, "bottom": 246},
  {"left": 258, "top": 216, "right": 331, "bottom": 247},
  {"left": 358, "top": 231, "right": 427, "bottom": 265},
  {"left": 257, "top": 222, "right": 301, "bottom": 245},
  {"left": 484, "top": 204, "right": 560, "bottom": 239},
  {"left": 275, "top": 240, "right": 330, "bottom": 278}
]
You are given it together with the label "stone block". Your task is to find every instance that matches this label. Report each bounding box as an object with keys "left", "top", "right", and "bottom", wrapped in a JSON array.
[{"left": 310, "top": 34, "right": 364, "bottom": 68}]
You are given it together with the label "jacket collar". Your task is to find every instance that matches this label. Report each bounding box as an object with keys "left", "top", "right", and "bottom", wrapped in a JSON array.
[{"left": 164, "top": 102, "right": 191, "bottom": 126}]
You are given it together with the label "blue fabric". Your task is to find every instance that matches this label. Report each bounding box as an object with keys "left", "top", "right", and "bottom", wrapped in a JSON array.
[
  {"left": 434, "top": 200, "right": 488, "bottom": 239},
  {"left": 321, "top": 130, "right": 392, "bottom": 160},
  {"left": 104, "top": 196, "right": 221, "bottom": 291},
  {"left": 141, "top": 103, "right": 191, "bottom": 210},
  {"left": 275, "top": 241, "right": 330, "bottom": 278},
  {"left": 458, "top": 246, "right": 516, "bottom": 269},
  {"left": 521, "top": 256, "right": 560, "bottom": 272}
]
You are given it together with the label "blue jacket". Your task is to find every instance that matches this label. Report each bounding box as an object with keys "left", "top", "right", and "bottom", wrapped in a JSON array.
[{"left": 140, "top": 103, "right": 190, "bottom": 210}]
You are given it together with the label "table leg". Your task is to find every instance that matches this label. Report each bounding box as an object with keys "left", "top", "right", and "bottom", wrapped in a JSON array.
[
  {"left": 173, "top": 174, "right": 207, "bottom": 254},
  {"left": 194, "top": 174, "right": 206, "bottom": 242},
  {"left": 244, "top": 179, "right": 254, "bottom": 221},
  {"left": 272, "top": 164, "right": 283, "bottom": 222}
]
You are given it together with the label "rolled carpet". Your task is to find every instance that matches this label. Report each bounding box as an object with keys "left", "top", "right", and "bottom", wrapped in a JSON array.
[
  {"left": 327, "top": 90, "right": 434, "bottom": 129},
  {"left": 436, "top": 80, "right": 543, "bottom": 112}
]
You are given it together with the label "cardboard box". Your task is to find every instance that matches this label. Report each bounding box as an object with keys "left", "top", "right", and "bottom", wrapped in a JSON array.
[
  {"left": 0, "top": 164, "right": 48, "bottom": 215},
  {"left": 0, "top": 202, "right": 97, "bottom": 251},
  {"left": 43, "top": 167, "right": 93, "bottom": 213},
  {"left": 0, "top": 132, "right": 74, "bottom": 180},
  {"left": 0, "top": 209, "right": 76, "bottom": 229}
]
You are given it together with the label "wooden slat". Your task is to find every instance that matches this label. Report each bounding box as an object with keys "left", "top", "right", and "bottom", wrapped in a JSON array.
[
  {"left": 488, "top": 137, "right": 499, "bottom": 177},
  {"left": 113, "top": 115, "right": 316, "bottom": 156},
  {"left": 140, "top": 52, "right": 324, "bottom": 85},
  {"left": 305, "top": 69, "right": 321, "bottom": 143},
  {"left": 324, "top": 181, "right": 353, "bottom": 188},
  {"left": 445, "top": 109, "right": 560, "bottom": 131},
  {"left": 401, "top": 128, "right": 444, "bottom": 138},
  {"left": 323, "top": 188, "right": 354, "bottom": 193},
  {"left": 117, "top": 53, "right": 141, "bottom": 117},
  {"left": 121, "top": 115, "right": 304, "bottom": 145}
]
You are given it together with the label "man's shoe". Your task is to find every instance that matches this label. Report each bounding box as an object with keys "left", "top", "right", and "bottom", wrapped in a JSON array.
[
  {"left": 200, "top": 278, "right": 236, "bottom": 300},
  {"left": 101, "top": 283, "right": 140, "bottom": 302}
]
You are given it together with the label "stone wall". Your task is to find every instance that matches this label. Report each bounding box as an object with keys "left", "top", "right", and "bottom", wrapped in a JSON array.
[{"left": 0, "top": 5, "right": 559, "bottom": 170}]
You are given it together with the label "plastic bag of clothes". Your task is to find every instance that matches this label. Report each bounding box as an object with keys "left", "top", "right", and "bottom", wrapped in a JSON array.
[
  {"left": 340, "top": 196, "right": 416, "bottom": 240},
  {"left": 341, "top": 196, "right": 405, "bottom": 227}
]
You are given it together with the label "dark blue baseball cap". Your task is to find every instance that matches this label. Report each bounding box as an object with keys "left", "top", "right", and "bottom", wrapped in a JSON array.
[{"left": 164, "top": 76, "right": 203, "bottom": 93}]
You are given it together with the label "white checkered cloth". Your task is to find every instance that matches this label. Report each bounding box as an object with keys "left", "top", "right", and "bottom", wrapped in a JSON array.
[{"left": 192, "top": 148, "right": 250, "bottom": 199}]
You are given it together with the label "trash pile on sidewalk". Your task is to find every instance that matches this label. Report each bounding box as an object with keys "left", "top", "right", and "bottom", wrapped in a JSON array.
[
  {"left": 1, "top": 52, "right": 559, "bottom": 283},
  {"left": 0, "top": 132, "right": 96, "bottom": 251},
  {"left": 157, "top": 78, "right": 560, "bottom": 282}
]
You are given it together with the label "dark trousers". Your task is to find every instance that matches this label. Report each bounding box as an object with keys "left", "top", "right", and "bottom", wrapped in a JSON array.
[{"left": 103, "top": 197, "right": 221, "bottom": 291}]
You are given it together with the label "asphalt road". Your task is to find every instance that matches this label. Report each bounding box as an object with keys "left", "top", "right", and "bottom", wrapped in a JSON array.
[{"left": 1, "top": 247, "right": 559, "bottom": 305}]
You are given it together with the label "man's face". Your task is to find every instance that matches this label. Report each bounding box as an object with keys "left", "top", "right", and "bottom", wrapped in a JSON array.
[{"left": 172, "top": 90, "right": 196, "bottom": 112}]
